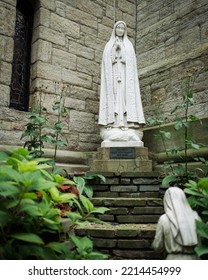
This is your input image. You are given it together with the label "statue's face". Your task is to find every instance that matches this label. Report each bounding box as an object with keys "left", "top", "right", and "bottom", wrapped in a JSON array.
[{"left": 115, "top": 23, "right": 125, "bottom": 37}]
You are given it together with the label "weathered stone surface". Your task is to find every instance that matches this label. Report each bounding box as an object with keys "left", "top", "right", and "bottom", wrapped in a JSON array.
[
  {"left": 69, "top": 111, "right": 95, "bottom": 133},
  {"left": 0, "top": 0, "right": 207, "bottom": 156},
  {"left": 92, "top": 238, "right": 117, "bottom": 248},
  {"left": 65, "top": 5, "right": 98, "bottom": 29},
  {"left": 118, "top": 239, "right": 151, "bottom": 249},
  {"left": 77, "top": 57, "right": 100, "bottom": 76},
  {"left": 0, "top": 36, "right": 14, "bottom": 62},
  {"left": 110, "top": 185, "right": 138, "bottom": 192},
  {"left": 64, "top": 97, "right": 85, "bottom": 111},
  {"left": 33, "top": 26, "right": 66, "bottom": 46},
  {"left": 62, "top": 68, "right": 92, "bottom": 89},
  {"left": 0, "top": 61, "right": 12, "bottom": 84},
  {"left": 51, "top": 13, "right": 80, "bottom": 39},
  {"left": 116, "top": 215, "right": 160, "bottom": 223},
  {"left": 52, "top": 48, "right": 76, "bottom": 70},
  {"left": 0, "top": 3, "right": 16, "bottom": 36},
  {"left": 91, "top": 159, "right": 152, "bottom": 173},
  {"left": 68, "top": 41, "right": 94, "bottom": 60},
  {"left": 77, "top": 0, "right": 104, "bottom": 18},
  {"left": 31, "top": 40, "right": 52, "bottom": 63},
  {"left": 0, "top": 84, "right": 10, "bottom": 106},
  {"left": 132, "top": 207, "right": 164, "bottom": 214},
  {"left": 139, "top": 185, "right": 160, "bottom": 192}
]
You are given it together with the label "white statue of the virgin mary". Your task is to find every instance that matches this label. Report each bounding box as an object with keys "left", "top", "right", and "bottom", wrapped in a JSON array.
[{"left": 98, "top": 21, "right": 145, "bottom": 147}]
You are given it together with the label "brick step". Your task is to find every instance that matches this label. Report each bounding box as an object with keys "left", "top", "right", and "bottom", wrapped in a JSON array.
[
  {"left": 91, "top": 197, "right": 163, "bottom": 223},
  {"left": 87, "top": 172, "right": 163, "bottom": 198},
  {"left": 75, "top": 223, "right": 164, "bottom": 260}
]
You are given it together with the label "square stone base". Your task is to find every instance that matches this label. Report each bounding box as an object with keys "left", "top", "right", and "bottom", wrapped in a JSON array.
[{"left": 91, "top": 147, "right": 152, "bottom": 174}]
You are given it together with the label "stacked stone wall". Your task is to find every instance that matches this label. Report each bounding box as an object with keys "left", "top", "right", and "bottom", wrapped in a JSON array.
[
  {"left": 0, "top": 0, "right": 136, "bottom": 151},
  {"left": 137, "top": 0, "right": 208, "bottom": 122},
  {"left": 0, "top": 0, "right": 207, "bottom": 153}
]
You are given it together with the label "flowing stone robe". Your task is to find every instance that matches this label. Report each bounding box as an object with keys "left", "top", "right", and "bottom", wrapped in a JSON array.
[
  {"left": 152, "top": 187, "right": 201, "bottom": 260},
  {"left": 98, "top": 21, "right": 145, "bottom": 146}
]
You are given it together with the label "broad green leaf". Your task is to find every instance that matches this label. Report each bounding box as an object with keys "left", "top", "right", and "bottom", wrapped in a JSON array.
[
  {"left": 46, "top": 242, "right": 70, "bottom": 255},
  {"left": 0, "top": 166, "right": 21, "bottom": 182},
  {"left": 80, "top": 195, "right": 94, "bottom": 213},
  {"left": 10, "top": 233, "right": 44, "bottom": 245},
  {"left": 196, "top": 220, "right": 208, "bottom": 239},
  {"left": 59, "top": 193, "right": 76, "bottom": 203},
  {"left": 0, "top": 210, "right": 11, "bottom": 228},
  {"left": 84, "top": 184, "right": 93, "bottom": 199},
  {"left": 0, "top": 151, "right": 9, "bottom": 162},
  {"left": 198, "top": 178, "right": 208, "bottom": 189},
  {"left": 84, "top": 174, "right": 106, "bottom": 183},
  {"left": 64, "top": 211, "right": 82, "bottom": 222},
  {"left": 195, "top": 246, "right": 208, "bottom": 257},
  {"left": 0, "top": 182, "right": 20, "bottom": 197},
  {"left": 18, "top": 199, "right": 42, "bottom": 217},
  {"left": 91, "top": 207, "right": 110, "bottom": 214},
  {"left": 73, "top": 176, "right": 85, "bottom": 195},
  {"left": 184, "top": 180, "right": 198, "bottom": 188},
  {"left": 18, "top": 160, "right": 38, "bottom": 172},
  {"left": 48, "top": 186, "right": 62, "bottom": 202},
  {"left": 162, "top": 175, "right": 177, "bottom": 187},
  {"left": 23, "top": 192, "right": 38, "bottom": 200},
  {"left": 86, "top": 252, "right": 108, "bottom": 260},
  {"left": 43, "top": 217, "right": 60, "bottom": 225},
  {"left": 70, "top": 236, "right": 93, "bottom": 254},
  {"left": 184, "top": 188, "right": 204, "bottom": 197},
  {"left": 174, "top": 121, "right": 183, "bottom": 130},
  {"left": 160, "top": 131, "right": 171, "bottom": 140}
]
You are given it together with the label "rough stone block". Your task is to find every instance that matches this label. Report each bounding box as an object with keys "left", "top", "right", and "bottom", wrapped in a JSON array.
[
  {"left": 31, "top": 40, "right": 52, "bottom": 63},
  {"left": 52, "top": 48, "right": 76, "bottom": 70},
  {"left": 108, "top": 208, "right": 128, "bottom": 215},
  {"left": 33, "top": 26, "right": 66, "bottom": 46},
  {"left": 116, "top": 215, "right": 160, "bottom": 223},
  {"left": 70, "top": 111, "right": 95, "bottom": 133},
  {"left": 88, "top": 229, "right": 115, "bottom": 238},
  {"left": 132, "top": 207, "right": 164, "bottom": 215},
  {"left": 92, "top": 238, "right": 117, "bottom": 248},
  {"left": 110, "top": 185, "right": 138, "bottom": 192},
  {"left": 139, "top": 185, "right": 160, "bottom": 192},
  {"left": 68, "top": 41, "right": 94, "bottom": 60},
  {"left": 62, "top": 68, "right": 92, "bottom": 89},
  {"left": 97, "top": 214, "right": 114, "bottom": 222},
  {"left": 91, "top": 159, "right": 152, "bottom": 173},
  {"left": 93, "top": 191, "right": 118, "bottom": 198},
  {"left": 120, "top": 178, "right": 131, "bottom": 184},
  {"left": 118, "top": 239, "right": 151, "bottom": 249},
  {"left": 51, "top": 13, "right": 80, "bottom": 39}
]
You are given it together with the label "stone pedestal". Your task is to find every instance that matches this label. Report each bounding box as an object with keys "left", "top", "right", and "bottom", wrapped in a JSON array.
[{"left": 91, "top": 146, "right": 152, "bottom": 174}]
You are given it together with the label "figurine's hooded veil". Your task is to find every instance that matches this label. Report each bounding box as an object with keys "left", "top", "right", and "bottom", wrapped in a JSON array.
[
  {"left": 164, "top": 187, "right": 198, "bottom": 246},
  {"left": 98, "top": 21, "right": 145, "bottom": 126}
]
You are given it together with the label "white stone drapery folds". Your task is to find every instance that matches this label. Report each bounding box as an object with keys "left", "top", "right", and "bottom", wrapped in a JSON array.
[{"left": 98, "top": 21, "right": 145, "bottom": 127}]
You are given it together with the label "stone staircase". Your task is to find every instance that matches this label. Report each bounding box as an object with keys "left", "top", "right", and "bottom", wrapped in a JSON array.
[{"left": 75, "top": 172, "right": 166, "bottom": 260}]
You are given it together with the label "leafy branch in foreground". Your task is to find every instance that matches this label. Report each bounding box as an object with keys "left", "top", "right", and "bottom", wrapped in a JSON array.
[
  {"left": 184, "top": 178, "right": 208, "bottom": 259},
  {"left": 0, "top": 148, "right": 108, "bottom": 260}
]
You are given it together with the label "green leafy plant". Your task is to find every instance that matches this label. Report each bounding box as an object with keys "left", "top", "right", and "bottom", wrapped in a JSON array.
[
  {"left": 148, "top": 66, "right": 206, "bottom": 188},
  {"left": 21, "top": 83, "right": 69, "bottom": 162},
  {"left": 70, "top": 236, "right": 108, "bottom": 260},
  {"left": 21, "top": 92, "right": 48, "bottom": 158},
  {"left": 0, "top": 148, "right": 108, "bottom": 260},
  {"left": 48, "top": 82, "right": 69, "bottom": 161},
  {"left": 184, "top": 178, "right": 208, "bottom": 259},
  {"left": 57, "top": 174, "right": 109, "bottom": 225}
]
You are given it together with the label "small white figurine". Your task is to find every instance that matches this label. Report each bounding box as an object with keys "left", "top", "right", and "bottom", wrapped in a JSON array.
[{"left": 152, "top": 186, "right": 201, "bottom": 259}]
